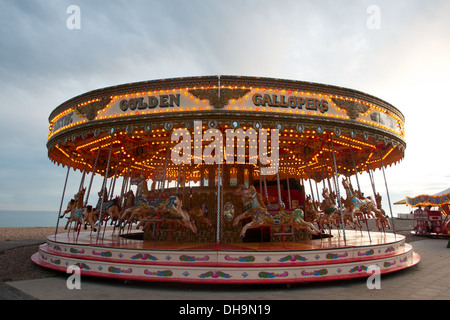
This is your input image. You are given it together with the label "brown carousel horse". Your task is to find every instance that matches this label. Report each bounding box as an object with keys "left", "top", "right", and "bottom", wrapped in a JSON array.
[
  {"left": 341, "top": 178, "right": 390, "bottom": 231},
  {"left": 82, "top": 188, "right": 111, "bottom": 231},
  {"left": 117, "top": 190, "right": 136, "bottom": 230},
  {"left": 125, "top": 193, "right": 198, "bottom": 234},
  {"left": 83, "top": 196, "right": 123, "bottom": 231},
  {"left": 341, "top": 178, "right": 368, "bottom": 229},
  {"left": 122, "top": 189, "right": 135, "bottom": 211},
  {"left": 232, "top": 185, "right": 320, "bottom": 239},
  {"left": 186, "top": 204, "right": 214, "bottom": 228},
  {"left": 60, "top": 187, "right": 86, "bottom": 230},
  {"left": 319, "top": 188, "right": 345, "bottom": 229},
  {"left": 119, "top": 179, "right": 160, "bottom": 227},
  {"left": 373, "top": 192, "right": 391, "bottom": 230},
  {"left": 304, "top": 195, "right": 322, "bottom": 226}
]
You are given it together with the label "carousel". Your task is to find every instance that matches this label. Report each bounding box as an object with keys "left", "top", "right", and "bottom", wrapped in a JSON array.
[{"left": 32, "top": 75, "right": 420, "bottom": 284}]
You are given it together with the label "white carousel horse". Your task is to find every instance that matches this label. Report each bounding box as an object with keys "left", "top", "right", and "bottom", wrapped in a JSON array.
[{"left": 232, "top": 185, "right": 320, "bottom": 239}]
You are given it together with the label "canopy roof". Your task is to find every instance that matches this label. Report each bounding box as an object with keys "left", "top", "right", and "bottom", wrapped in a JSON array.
[
  {"left": 405, "top": 188, "right": 450, "bottom": 207},
  {"left": 47, "top": 76, "right": 406, "bottom": 182}
]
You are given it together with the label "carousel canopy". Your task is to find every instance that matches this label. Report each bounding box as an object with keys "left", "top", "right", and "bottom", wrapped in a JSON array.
[{"left": 47, "top": 75, "right": 406, "bottom": 182}]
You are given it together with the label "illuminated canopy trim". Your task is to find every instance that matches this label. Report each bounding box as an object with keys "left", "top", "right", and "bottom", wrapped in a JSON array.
[{"left": 46, "top": 76, "right": 406, "bottom": 181}]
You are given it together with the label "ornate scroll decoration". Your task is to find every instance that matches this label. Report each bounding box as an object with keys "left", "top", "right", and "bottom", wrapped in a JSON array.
[
  {"left": 188, "top": 88, "right": 250, "bottom": 109},
  {"left": 332, "top": 98, "right": 370, "bottom": 120},
  {"left": 75, "top": 96, "right": 112, "bottom": 121}
]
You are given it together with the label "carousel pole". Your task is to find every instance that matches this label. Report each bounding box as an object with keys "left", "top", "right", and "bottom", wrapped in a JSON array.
[
  {"left": 306, "top": 165, "right": 315, "bottom": 204},
  {"left": 276, "top": 170, "right": 283, "bottom": 207},
  {"left": 286, "top": 170, "right": 292, "bottom": 209},
  {"left": 299, "top": 177, "right": 304, "bottom": 196},
  {"left": 108, "top": 176, "right": 114, "bottom": 199},
  {"left": 380, "top": 157, "right": 397, "bottom": 236},
  {"left": 259, "top": 170, "right": 263, "bottom": 199},
  {"left": 326, "top": 169, "right": 333, "bottom": 193},
  {"left": 182, "top": 164, "right": 187, "bottom": 207},
  {"left": 367, "top": 163, "right": 384, "bottom": 233},
  {"left": 78, "top": 162, "right": 88, "bottom": 192},
  {"left": 350, "top": 147, "right": 371, "bottom": 241},
  {"left": 314, "top": 176, "right": 321, "bottom": 204},
  {"left": 119, "top": 162, "right": 130, "bottom": 207},
  {"left": 263, "top": 176, "right": 269, "bottom": 203},
  {"left": 176, "top": 163, "right": 182, "bottom": 194},
  {"left": 161, "top": 137, "right": 171, "bottom": 194},
  {"left": 330, "top": 134, "right": 346, "bottom": 242},
  {"left": 108, "top": 152, "right": 122, "bottom": 200},
  {"left": 216, "top": 77, "right": 223, "bottom": 247},
  {"left": 85, "top": 147, "right": 101, "bottom": 206},
  {"left": 97, "top": 142, "right": 114, "bottom": 240},
  {"left": 215, "top": 140, "right": 223, "bottom": 248},
  {"left": 368, "top": 163, "right": 379, "bottom": 209},
  {"left": 55, "top": 158, "right": 72, "bottom": 236},
  {"left": 118, "top": 161, "right": 132, "bottom": 234}
]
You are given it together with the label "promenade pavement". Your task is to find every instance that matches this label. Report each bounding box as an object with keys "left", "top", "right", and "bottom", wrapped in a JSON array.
[{"left": 2, "top": 238, "right": 449, "bottom": 301}]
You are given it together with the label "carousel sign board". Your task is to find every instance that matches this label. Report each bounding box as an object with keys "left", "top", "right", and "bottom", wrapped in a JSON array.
[{"left": 48, "top": 87, "right": 404, "bottom": 140}]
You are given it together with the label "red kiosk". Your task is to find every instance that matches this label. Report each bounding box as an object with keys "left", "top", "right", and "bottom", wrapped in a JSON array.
[{"left": 406, "top": 188, "right": 450, "bottom": 237}]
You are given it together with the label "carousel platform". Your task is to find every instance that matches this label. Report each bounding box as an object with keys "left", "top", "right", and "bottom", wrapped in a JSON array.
[{"left": 32, "top": 229, "right": 420, "bottom": 284}]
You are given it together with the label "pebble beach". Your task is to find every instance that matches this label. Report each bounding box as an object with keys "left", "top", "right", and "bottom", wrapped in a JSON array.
[{"left": 0, "top": 227, "right": 64, "bottom": 242}]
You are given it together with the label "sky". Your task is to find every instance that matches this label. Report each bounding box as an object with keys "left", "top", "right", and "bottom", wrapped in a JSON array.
[{"left": 1, "top": 0, "right": 450, "bottom": 218}]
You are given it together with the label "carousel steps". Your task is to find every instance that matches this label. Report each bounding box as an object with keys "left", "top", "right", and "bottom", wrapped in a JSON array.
[{"left": 32, "top": 231, "right": 420, "bottom": 284}]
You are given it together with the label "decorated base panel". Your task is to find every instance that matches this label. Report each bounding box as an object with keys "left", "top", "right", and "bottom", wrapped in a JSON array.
[{"left": 32, "top": 229, "right": 420, "bottom": 284}]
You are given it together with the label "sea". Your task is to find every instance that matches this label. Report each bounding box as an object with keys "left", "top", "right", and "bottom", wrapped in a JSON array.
[{"left": 0, "top": 210, "right": 58, "bottom": 228}]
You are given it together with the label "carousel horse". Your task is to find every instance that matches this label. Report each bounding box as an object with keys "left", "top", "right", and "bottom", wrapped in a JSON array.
[
  {"left": 105, "top": 196, "right": 122, "bottom": 226},
  {"left": 118, "top": 190, "right": 137, "bottom": 222},
  {"left": 116, "top": 190, "right": 136, "bottom": 230},
  {"left": 341, "top": 178, "right": 369, "bottom": 229},
  {"left": 123, "top": 193, "right": 162, "bottom": 226},
  {"left": 341, "top": 178, "right": 390, "bottom": 230},
  {"left": 61, "top": 199, "right": 82, "bottom": 229},
  {"left": 126, "top": 193, "right": 198, "bottom": 234},
  {"left": 60, "top": 187, "right": 86, "bottom": 230},
  {"left": 82, "top": 188, "right": 111, "bottom": 231},
  {"left": 136, "top": 174, "right": 149, "bottom": 197},
  {"left": 232, "top": 185, "right": 320, "bottom": 239},
  {"left": 120, "top": 181, "right": 168, "bottom": 226},
  {"left": 186, "top": 205, "right": 214, "bottom": 228},
  {"left": 304, "top": 195, "right": 322, "bottom": 226},
  {"left": 319, "top": 188, "right": 343, "bottom": 229},
  {"left": 83, "top": 196, "right": 123, "bottom": 231},
  {"left": 123, "top": 189, "right": 135, "bottom": 211},
  {"left": 372, "top": 192, "right": 391, "bottom": 230},
  {"left": 139, "top": 204, "right": 210, "bottom": 237},
  {"left": 81, "top": 205, "right": 97, "bottom": 231}
]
